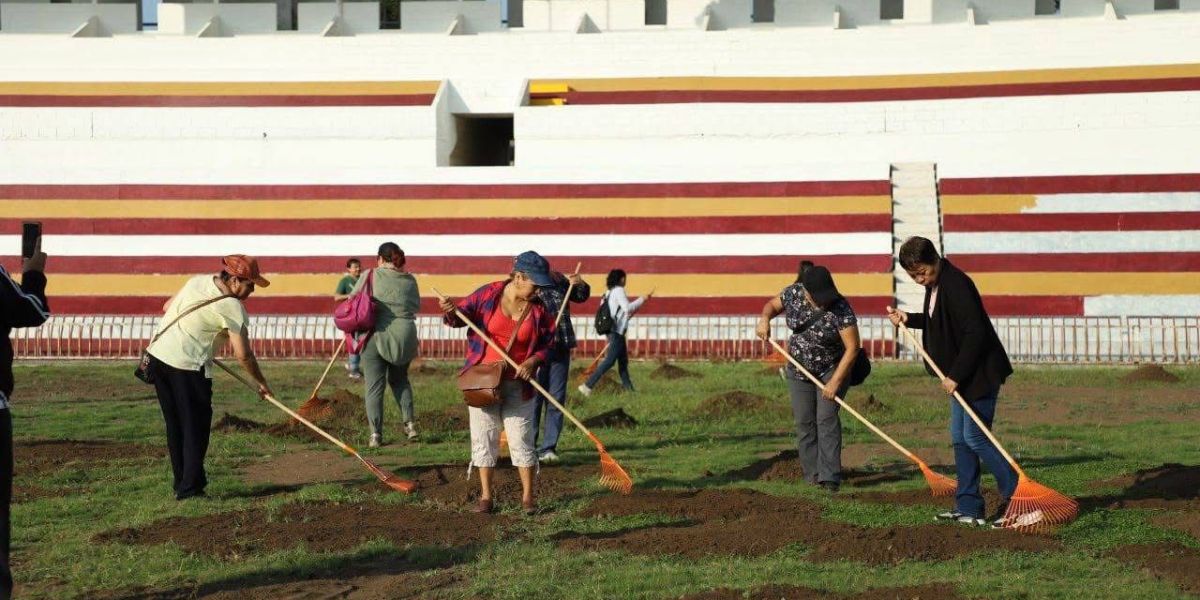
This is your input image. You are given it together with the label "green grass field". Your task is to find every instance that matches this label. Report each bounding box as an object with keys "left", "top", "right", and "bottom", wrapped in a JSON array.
[{"left": 9, "top": 360, "right": 1200, "bottom": 599}]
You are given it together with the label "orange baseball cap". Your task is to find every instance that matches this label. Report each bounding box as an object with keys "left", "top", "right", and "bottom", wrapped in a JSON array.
[{"left": 221, "top": 254, "right": 270, "bottom": 287}]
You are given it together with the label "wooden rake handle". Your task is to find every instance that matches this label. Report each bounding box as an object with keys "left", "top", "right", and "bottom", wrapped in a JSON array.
[
  {"left": 767, "top": 339, "right": 922, "bottom": 465},
  {"left": 433, "top": 287, "right": 605, "bottom": 449},
  {"left": 552, "top": 262, "right": 583, "bottom": 330},
  {"left": 212, "top": 359, "right": 360, "bottom": 457},
  {"left": 896, "top": 323, "right": 1024, "bottom": 475},
  {"left": 308, "top": 337, "right": 346, "bottom": 400}
]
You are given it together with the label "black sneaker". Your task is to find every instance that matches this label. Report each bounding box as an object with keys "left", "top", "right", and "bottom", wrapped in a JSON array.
[
  {"left": 986, "top": 501, "right": 1011, "bottom": 528},
  {"left": 935, "top": 510, "right": 985, "bottom": 526},
  {"left": 935, "top": 510, "right": 964, "bottom": 521}
]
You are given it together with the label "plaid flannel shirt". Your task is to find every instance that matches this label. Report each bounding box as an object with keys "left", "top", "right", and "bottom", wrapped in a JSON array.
[
  {"left": 537, "top": 271, "right": 591, "bottom": 353},
  {"left": 444, "top": 280, "right": 557, "bottom": 377}
]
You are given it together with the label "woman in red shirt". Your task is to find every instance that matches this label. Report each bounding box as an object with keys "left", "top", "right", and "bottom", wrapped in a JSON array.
[{"left": 440, "top": 251, "right": 557, "bottom": 515}]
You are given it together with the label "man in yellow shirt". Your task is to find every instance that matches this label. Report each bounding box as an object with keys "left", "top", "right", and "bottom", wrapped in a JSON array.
[{"left": 147, "top": 255, "right": 273, "bottom": 500}]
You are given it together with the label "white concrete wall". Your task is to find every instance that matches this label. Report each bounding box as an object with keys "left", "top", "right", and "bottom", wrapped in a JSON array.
[
  {"left": 297, "top": 2, "right": 381, "bottom": 32},
  {"left": 400, "top": 0, "right": 504, "bottom": 33},
  {"left": 521, "top": 0, "right": 644, "bottom": 31},
  {"left": 157, "top": 2, "right": 277, "bottom": 35},
  {"left": 0, "top": 3, "right": 138, "bottom": 34}
]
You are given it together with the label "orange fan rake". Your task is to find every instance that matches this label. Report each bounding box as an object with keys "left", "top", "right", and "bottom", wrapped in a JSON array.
[
  {"left": 768, "top": 340, "right": 955, "bottom": 497},
  {"left": 213, "top": 359, "right": 417, "bottom": 494},
  {"left": 898, "top": 324, "right": 1078, "bottom": 532},
  {"left": 434, "top": 287, "right": 633, "bottom": 495},
  {"left": 296, "top": 337, "right": 346, "bottom": 420},
  {"left": 576, "top": 343, "right": 609, "bottom": 385}
]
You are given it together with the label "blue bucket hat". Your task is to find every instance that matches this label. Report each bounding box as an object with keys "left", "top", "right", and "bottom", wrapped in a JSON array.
[{"left": 513, "top": 250, "right": 554, "bottom": 287}]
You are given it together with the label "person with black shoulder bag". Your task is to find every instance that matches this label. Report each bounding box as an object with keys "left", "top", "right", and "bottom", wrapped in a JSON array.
[
  {"left": 1, "top": 237, "right": 49, "bottom": 599},
  {"left": 756, "top": 265, "right": 866, "bottom": 493},
  {"left": 142, "top": 255, "right": 273, "bottom": 501}
]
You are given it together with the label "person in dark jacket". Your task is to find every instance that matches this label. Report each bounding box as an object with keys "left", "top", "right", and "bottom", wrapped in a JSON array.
[
  {"left": 1, "top": 242, "right": 50, "bottom": 599},
  {"left": 887, "top": 236, "right": 1016, "bottom": 527},
  {"left": 533, "top": 267, "right": 590, "bottom": 464}
]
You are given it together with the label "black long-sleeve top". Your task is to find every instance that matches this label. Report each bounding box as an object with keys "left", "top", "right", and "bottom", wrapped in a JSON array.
[
  {"left": 904, "top": 259, "right": 1012, "bottom": 401},
  {"left": 1, "top": 264, "right": 50, "bottom": 404}
]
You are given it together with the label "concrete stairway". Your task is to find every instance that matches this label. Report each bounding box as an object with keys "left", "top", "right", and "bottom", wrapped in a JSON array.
[{"left": 890, "top": 162, "right": 942, "bottom": 313}]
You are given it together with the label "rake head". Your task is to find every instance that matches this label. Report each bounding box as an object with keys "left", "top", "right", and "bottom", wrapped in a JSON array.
[
  {"left": 917, "top": 461, "right": 957, "bottom": 497},
  {"left": 999, "top": 474, "right": 1078, "bottom": 533},
  {"left": 296, "top": 395, "right": 333, "bottom": 421},
  {"left": 362, "top": 457, "right": 418, "bottom": 494},
  {"left": 587, "top": 432, "right": 633, "bottom": 495}
]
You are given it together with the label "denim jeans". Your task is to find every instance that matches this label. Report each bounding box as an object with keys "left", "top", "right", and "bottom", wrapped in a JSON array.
[
  {"left": 950, "top": 388, "right": 1018, "bottom": 518},
  {"left": 585, "top": 333, "right": 633, "bottom": 391},
  {"left": 534, "top": 349, "right": 570, "bottom": 453}
]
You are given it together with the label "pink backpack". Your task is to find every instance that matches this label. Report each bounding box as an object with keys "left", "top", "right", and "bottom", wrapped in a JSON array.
[{"left": 333, "top": 269, "right": 376, "bottom": 336}]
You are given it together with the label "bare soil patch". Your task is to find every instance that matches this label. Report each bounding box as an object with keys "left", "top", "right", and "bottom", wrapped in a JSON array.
[
  {"left": 1085, "top": 464, "right": 1200, "bottom": 510},
  {"left": 852, "top": 394, "right": 889, "bottom": 413},
  {"left": 1152, "top": 513, "right": 1200, "bottom": 540},
  {"left": 560, "top": 487, "right": 1058, "bottom": 563},
  {"left": 241, "top": 448, "right": 371, "bottom": 488},
  {"left": 693, "top": 391, "right": 786, "bottom": 419},
  {"left": 1121, "top": 364, "right": 1180, "bottom": 383},
  {"left": 679, "top": 583, "right": 961, "bottom": 600},
  {"left": 211, "top": 413, "right": 266, "bottom": 433},
  {"left": 411, "top": 459, "right": 595, "bottom": 507},
  {"left": 650, "top": 363, "right": 702, "bottom": 380},
  {"left": 582, "top": 408, "right": 638, "bottom": 429},
  {"left": 12, "top": 484, "right": 71, "bottom": 504},
  {"left": 850, "top": 487, "right": 1005, "bottom": 511},
  {"left": 95, "top": 501, "right": 509, "bottom": 559},
  {"left": 16, "top": 439, "right": 162, "bottom": 475},
  {"left": 409, "top": 360, "right": 458, "bottom": 376},
  {"left": 1107, "top": 542, "right": 1200, "bottom": 595}
]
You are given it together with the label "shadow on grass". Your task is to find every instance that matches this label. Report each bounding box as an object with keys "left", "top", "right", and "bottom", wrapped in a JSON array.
[
  {"left": 1076, "top": 463, "right": 1200, "bottom": 513},
  {"left": 92, "top": 546, "right": 475, "bottom": 600}
]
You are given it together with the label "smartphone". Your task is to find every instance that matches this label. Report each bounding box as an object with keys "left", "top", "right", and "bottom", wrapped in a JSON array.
[{"left": 21, "top": 221, "right": 42, "bottom": 259}]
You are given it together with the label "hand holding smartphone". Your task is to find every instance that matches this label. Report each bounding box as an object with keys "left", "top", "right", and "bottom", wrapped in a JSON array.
[{"left": 21, "top": 221, "right": 46, "bottom": 272}]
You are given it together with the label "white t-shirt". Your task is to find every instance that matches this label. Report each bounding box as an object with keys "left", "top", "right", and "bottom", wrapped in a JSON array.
[
  {"left": 148, "top": 275, "right": 248, "bottom": 376},
  {"left": 606, "top": 286, "right": 645, "bottom": 335}
]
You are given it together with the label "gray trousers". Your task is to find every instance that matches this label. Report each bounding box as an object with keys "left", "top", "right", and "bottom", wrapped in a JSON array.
[
  {"left": 787, "top": 369, "right": 845, "bottom": 484},
  {"left": 361, "top": 337, "right": 414, "bottom": 436}
]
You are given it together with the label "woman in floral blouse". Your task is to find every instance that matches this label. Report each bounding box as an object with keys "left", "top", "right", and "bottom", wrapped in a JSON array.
[{"left": 755, "top": 265, "right": 861, "bottom": 492}]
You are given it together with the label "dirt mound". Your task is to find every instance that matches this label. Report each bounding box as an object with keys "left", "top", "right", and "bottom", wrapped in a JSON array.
[
  {"left": 409, "top": 360, "right": 457, "bottom": 376},
  {"left": 693, "top": 391, "right": 783, "bottom": 419},
  {"left": 1107, "top": 543, "right": 1200, "bottom": 595},
  {"left": 265, "top": 389, "right": 363, "bottom": 441},
  {"left": 1121, "top": 364, "right": 1180, "bottom": 383},
  {"left": 680, "top": 584, "right": 960, "bottom": 600},
  {"left": 650, "top": 363, "right": 702, "bottom": 380},
  {"left": 856, "top": 394, "right": 889, "bottom": 413},
  {"left": 1085, "top": 464, "right": 1200, "bottom": 510},
  {"left": 211, "top": 413, "right": 265, "bottom": 433},
  {"left": 582, "top": 408, "right": 638, "bottom": 429},
  {"left": 422, "top": 406, "right": 469, "bottom": 433},
  {"left": 411, "top": 460, "right": 595, "bottom": 507},
  {"left": 722, "top": 450, "right": 910, "bottom": 488},
  {"left": 559, "top": 487, "right": 1057, "bottom": 563},
  {"left": 95, "top": 501, "right": 509, "bottom": 559},
  {"left": 16, "top": 439, "right": 163, "bottom": 475}
]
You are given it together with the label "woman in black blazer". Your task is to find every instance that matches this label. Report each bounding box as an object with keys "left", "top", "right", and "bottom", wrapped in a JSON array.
[{"left": 887, "top": 236, "right": 1016, "bottom": 527}]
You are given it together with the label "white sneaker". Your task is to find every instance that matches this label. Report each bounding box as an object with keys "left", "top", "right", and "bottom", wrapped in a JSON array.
[
  {"left": 368, "top": 433, "right": 382, "bottom": 448},
  {"left": 404, "top": 422, "right": 418, "bottom": 440},
  {"left": 538, "top": 450, "right": 560, "bottom": 464},
  {"left": 577, "top": 384, "right": 592, "bottom": 398}
]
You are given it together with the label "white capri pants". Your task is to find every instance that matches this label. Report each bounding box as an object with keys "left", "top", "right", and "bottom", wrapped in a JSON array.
[{"left": 469, "top": 379, "right": 538, "bottom": 468}]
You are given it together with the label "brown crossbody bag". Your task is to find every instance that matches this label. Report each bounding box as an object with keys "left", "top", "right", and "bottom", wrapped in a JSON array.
[
  {"left": 457, "top": 302, "right": 531, "bottom": 408},
  {"left": 134, "top": 293, "right": 235, "bottom": 384}
]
